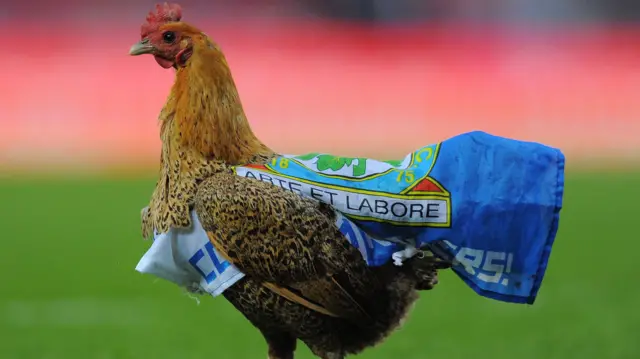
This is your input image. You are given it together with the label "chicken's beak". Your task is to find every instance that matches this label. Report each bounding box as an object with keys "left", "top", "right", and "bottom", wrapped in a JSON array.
[{"left": 129, "top": 39, "right": 154, "bottom": 56}]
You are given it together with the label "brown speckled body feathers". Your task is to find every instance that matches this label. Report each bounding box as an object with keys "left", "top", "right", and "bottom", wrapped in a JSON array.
[{"left": 197, "top": 171, "right": 388, "bottom": 322}]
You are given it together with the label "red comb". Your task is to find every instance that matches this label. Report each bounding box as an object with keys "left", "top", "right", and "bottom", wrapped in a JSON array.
[{"left": 141, "top": 3, "right": 183, "bottom": 39}]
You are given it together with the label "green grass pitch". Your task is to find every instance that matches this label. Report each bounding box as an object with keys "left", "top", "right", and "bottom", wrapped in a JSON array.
[{"left": 1, "top": 170, "right": 638, "bottom": 359}]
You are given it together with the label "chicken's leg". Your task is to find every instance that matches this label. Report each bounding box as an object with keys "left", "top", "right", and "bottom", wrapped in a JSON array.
[{"left": 264, "top": 331, "right": 296, "bottom": 359}]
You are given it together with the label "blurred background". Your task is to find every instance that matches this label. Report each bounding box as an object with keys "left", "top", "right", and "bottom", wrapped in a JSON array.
[{"left": 1, "top": 1, "right": 639, "bottom": 358}]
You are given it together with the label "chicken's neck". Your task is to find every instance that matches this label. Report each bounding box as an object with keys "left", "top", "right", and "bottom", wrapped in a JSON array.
[
  {"left": 143, "top": 51, "right": 277, "bottom": 238},
  {"left": 165, "top": 52, "right": 274, "bottom": 165}
]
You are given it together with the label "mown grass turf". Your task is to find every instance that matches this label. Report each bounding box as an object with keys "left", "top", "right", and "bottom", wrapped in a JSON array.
[{"left": 1, "top": 170, "right": 638, "bottom": 359}]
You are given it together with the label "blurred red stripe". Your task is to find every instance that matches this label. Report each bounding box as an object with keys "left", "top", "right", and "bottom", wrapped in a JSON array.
[{"left": 1, "top": 20, "right": 639, "bottom": 169}]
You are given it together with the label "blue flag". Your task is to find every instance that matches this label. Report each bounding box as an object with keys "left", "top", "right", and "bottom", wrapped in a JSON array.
[{"left": 234, "top": 131, "right": 565, "bottom": 304}]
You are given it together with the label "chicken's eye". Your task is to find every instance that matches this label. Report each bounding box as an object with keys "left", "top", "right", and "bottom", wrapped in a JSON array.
[{"left": 163, "top": 31, "right": 176, "bottom": 44}]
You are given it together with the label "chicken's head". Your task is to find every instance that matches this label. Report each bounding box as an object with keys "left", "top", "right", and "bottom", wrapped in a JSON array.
[{"left": 129, "top": 2, "right": 202, "bottom": 69}]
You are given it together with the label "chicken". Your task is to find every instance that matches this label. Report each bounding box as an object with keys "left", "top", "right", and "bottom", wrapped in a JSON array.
[{"left": 130, "top": 3, "right": 448, "bottom": 358}]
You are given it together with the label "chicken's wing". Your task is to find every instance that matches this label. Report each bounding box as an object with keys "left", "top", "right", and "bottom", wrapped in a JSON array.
[{"left": 194, "top": 172, "right": 383, "bottom": 322}]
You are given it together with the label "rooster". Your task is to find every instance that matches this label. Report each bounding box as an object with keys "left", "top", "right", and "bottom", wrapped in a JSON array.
[{"left": 130, "top": 4, "right": 449, "bottom": 358}]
